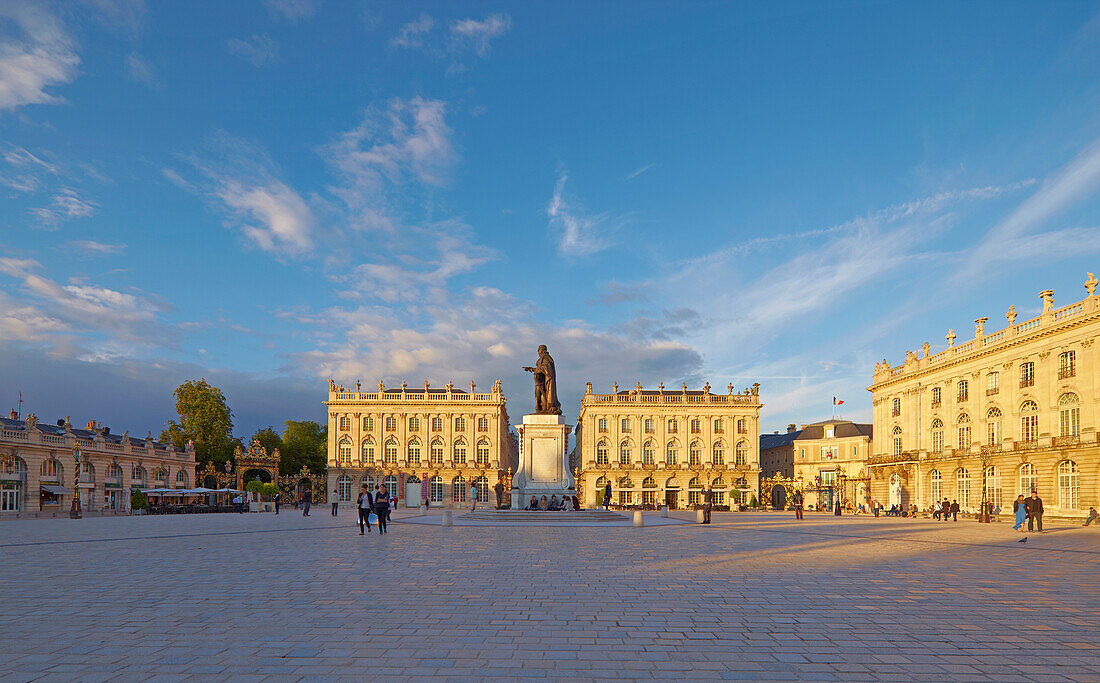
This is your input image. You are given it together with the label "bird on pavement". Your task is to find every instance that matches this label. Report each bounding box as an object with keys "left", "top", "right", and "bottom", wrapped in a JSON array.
[{"left": 1018, "top": 537, "right": 1027, "bottom": 543}]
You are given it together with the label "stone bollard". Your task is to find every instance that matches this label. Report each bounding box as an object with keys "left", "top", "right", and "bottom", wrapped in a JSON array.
[
  {"left": 633, "top": 510, "right": 644, "bottom": 527},
  {"left": 441, "top": 509, "right": 453, "bottom": 527},
  {"left": 419, "top": 504, "right": 427, "bottom": 516},
  {"left": 696, "top": 509, "right": 706, "bottom": 523},
  {"left": 660, "top": 505, "right": 668, "bottom": 518}
]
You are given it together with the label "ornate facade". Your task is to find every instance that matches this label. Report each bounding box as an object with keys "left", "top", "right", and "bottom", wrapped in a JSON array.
[
  {"left": 0, "top": 413, "right": 195, "bottom": 517},
  {"left": 574, "top": 381, "right": 763, "bottom": 509},
  {"left": 324, "top": 379, "right": 517, "bottom": 508},
  {"left": 868, "top": 274, "right": 1099, "bottom": 515},
  {"left": 760, "top": 424, "right": 800, "bottom": 479},
  {"left": 791, "top": 419, "right": 873, "bottom": 510}
]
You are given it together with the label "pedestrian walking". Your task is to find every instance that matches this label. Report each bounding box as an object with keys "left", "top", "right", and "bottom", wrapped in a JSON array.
[
  {"left": 793, "top": 490, "right": 803, "bottom": 520},
  {"left": 302, "top": 489, "right": 311, "bottom": 516},
  {"left": 357, "top": 485, "right": 374, "bottom": 534},
  {"left": 1025, "top": 491, "right": 1044, "bottom": 532},
  {"left": 469, "top": 483, "right": 478, "bottom": 512},
  {"left": 834, "top": 497, "right": 842, "bottom": 516},
  {"left": 604, "top": 481, "right": 612, "bottom": 510},
  {"left": 949, "top": 500, "right": 959, "bottom": 521},
  {"left": 274, "top": 492, "right": 280, "bottom": 515},
  {"left": 331, "top": 489, "right": 339, "bottom": 516},
  {"left": 374, "top": 485, "right": 390, "bottom": 534},
  {"left": 872, "top": 499, "right": 880, "bottom": 518},
  {"left": 703, "top": 486, "right": 713, "bottom": 524},
  {"left": 233, "top": 493, "right": 244, "bottom": 514},
  {"left": 1012, "top": 494, "right": 1027, "bottom": 531}
]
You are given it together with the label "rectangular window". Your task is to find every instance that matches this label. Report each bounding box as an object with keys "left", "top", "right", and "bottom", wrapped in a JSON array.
[
  {"left": 1060, "top": 407, "right": 1080, "bottom": 438},
  {"left": 986, "top": 372, "right": 999, "bottom": 395},
  {"left": 958, "top": 425, "right": 971, "bottom": 450},
  {"left": 820, "top": 471, "right": 836, "bottom": 486},
  {"left": 690, "top": 419, "right": 700, "bottom": 434},
  {"left": 362, "top": 416, "right": 374, "bottom": 431},
  {"left": 957, "top": 381, "right": 969, "bottom": 402},
  {"left": 621, "top": 418, "right": 631, "bottom": 433},
  {"left": 1021, "top": 415, "right": 1038, "bottom": 442},
  {"left": 339, "top": 416, "right": 350, "bottom": 431},
  {"left": 737, "top": 418, "right": 747, "bottom": 434},
  {"left": 408, "top": 417, "right": 420, "bottom": 431},
  {"left": 1020, "top": 362, "right": 1034, "bottom": 388},
  {"left": 713, "top": 419, "right": 723, "bottom": 433},
  {"left": 477, "top": 417, "right": 489, "bottom": 432},
  {"left": 820, "top": 446, "right": 836, "bottom": 460},
  {"left": 931, "top": 387, "right": 941, "bottom": 407},
  {"left": 598, "top": 418, "right": 608, "bottom": 433},
  {"left": 454, "top": 417, "right": 465, "bottom": 431},
  {"left": 431, "top": 417, "right": 442, "bottom": 432},
  {"left": 1059, "top": 351, "right": 1076, "bottom": 379},
  {"left": 932, "top": 430, "right": 943, "bottom": 453},
  {"left": 644, "top": 419, "right": 654, "bottom": 433},
  {"left": 667, "top": 419, "right": 678, "bottom": 433},
  {"left": 385, "top": 416, "right": 396, "bottom": 431}
]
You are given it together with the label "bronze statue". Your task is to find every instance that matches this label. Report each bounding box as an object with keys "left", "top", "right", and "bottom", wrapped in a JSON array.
[{"left": 523, "top": 344, "right": 562, "bottom": 415}]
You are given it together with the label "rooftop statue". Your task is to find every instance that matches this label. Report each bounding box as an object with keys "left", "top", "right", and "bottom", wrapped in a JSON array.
[{"left": 522, "top": 344, "right": 562, "bottom": 415}]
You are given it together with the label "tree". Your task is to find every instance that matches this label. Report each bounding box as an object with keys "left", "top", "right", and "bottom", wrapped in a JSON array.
[
  {"left": 281, "top": 420, "right": 327, "bottom": 474},
  {"left": 161, "top": 379, "right": 237, "bottom": 469},
  {"left": 251, "top": 426, "right": 283, "bottom": 458}
]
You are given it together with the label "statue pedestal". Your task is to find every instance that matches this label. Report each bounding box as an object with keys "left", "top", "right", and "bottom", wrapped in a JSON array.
[{"left": 511, "top": 414, "right": 574, "bottom": 509}]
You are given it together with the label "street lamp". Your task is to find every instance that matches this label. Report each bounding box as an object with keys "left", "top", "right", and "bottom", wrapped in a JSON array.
[{"left": 70, "top": 448, "right": 82, "bottom": 519}]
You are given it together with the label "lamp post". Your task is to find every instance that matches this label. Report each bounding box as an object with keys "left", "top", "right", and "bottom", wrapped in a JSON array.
[
  {"left": 70, "top": 448, "right": 82, "bottom": 519},
  {"left": 978, "top": 450, "right": 991, "bottom": 523}
]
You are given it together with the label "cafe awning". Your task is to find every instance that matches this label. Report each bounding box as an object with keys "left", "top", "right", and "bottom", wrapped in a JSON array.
[{"left": 41, "top": 484, "right": 73, "bottom": 495}]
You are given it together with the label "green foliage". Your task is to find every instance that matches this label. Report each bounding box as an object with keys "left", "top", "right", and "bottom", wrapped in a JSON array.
[
  {"left": 251, "top": 426, "right": 283, "bottom": 457},
  {"left": 160, "top": 379, "right": 237, "bottom": 469},
  {"left": 245, "top": 480, "right": 264, "bottom": 495},
  {"left": 281, "top": 420, "right": 327, "bottom": 473},
  {"left": 749, "top": 495, "right": 758, "bottom": 508},
  {"left": 131, "top": 490, "right": 148, "bottom": 510},
  {"left": 260, "top": 483, "right": 279, "bottom": 498}
]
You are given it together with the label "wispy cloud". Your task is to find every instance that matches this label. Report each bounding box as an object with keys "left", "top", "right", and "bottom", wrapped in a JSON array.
[
  {"left": 626, "top": 163, "right": 656, "bottom": 180},
  {"left": 226, "top": 34, "right": 278, "bottom": 67},
  {"left": 265, "top": 0, "right": 315, "bottom": 22},
  {"left": 392, "top": 14, "right": 434, "bottom": 49},
  {"left": 66, "top": 240, "right": 127, "bottom": 255},
  {"left": 547, "top": 172, "right": 620, "bottom": 257},
  {"left": 125, "top": 53, "right": 160, "bottom": 88},
  {"left": 450, "top": 14, "right": 511, "bottom": 57},
  {"left": 82, "top": 0, "right": 146, "bottom": 34},
  {"left": 29, "top": 188, "right": 96, "bottom": 228},
  {"left": 0, "top": 1, "right": 80, "bottom": 112}
]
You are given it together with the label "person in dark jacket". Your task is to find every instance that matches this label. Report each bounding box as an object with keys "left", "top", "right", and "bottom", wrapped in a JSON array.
[
  {"left": 301, "top": 489, "right": 311, "bottom": 516},
  {"left": 1025, "top": 491, "right": 1044, "bottom": 531},
  {"left": 373, "top": 485, "right": 390, "bottom": 534},
  {"left": 331, "top": 489, "right": 339, "bottom": 516},
  {"left": 273, "top": 492, "right": 280, "bottom": 515},
  {"left": 792, "top": 490, "right": 803, "bottom": 520},
  {"left": 604, "top": 481, "right": 612, "bottom": 510},
  {"left": 949, "top": 500, "right": 959, "bottom": 521},
  {"left": 702, "top": 486, "right": 713, "bottom": 524},
  {"left": 356, "top": 485, "right": 374, "bottom": 534}
]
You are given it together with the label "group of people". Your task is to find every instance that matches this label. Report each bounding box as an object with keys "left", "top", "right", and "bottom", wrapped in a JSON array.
[
  {"left": 1012, "top": 491, "right": 1045, "bottom": 532},
  {"left": 355, "top": 484, "right": 392, "bottom": 534},
  {"left": 932, "top": 499, "right": 961, "bottom": 521},
  {"left": 525, "top": 494, "right": 578, "bottom": 511}
]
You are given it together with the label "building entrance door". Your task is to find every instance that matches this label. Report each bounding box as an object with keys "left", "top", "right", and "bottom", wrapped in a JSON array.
[
  {"left": 664, "top": 490, "right": 679, "bottom": 509},
  {"left": 1, "top": 483, "right": 20, "bottom": 511},
  {"left": 105, "top": 490, "right": 120, "bottom": 510}
]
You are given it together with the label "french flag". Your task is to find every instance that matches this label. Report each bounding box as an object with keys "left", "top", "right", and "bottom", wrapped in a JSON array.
[{"left": 833, "top": 396, "right": 844, "bottom": 405}]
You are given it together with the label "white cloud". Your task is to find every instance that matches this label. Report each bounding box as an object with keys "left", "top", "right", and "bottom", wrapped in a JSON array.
[
  {"left": 392, "top": 14, "right": 433, "bottom": 49},
  {"left": 217, "top": 179, "right": 314, "bottom": 255},
  {"left": 82, "top": 0, "right": 146, "bottom": 34},
  {"left": 125, "top": 53, "right": 160, "bottom": 88},
  {"left": 626, "top": 163, "right": 656, "bottom": 180},
  {"left": 547, "top": 172, "right": 618, "bottom": 257},
  {"left": 226, "top": 34, "right": 278, "bottom": 67},
  {"left": 265, "top": 0, "right": 315, "bottom": 22},
  {"left": 450, "top": 14, "right": 511, "bottom": 57},
  {"left": 0, "top": 1, "right": 80, "bottom": 112},
  {"left": 29, "top": 188, "right": 96, "bottom": 228},
  {"left": 66, "top": 240, "right": 127, "bottom": 255}
]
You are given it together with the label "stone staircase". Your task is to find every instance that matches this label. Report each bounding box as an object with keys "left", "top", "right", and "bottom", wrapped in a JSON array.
[{"left": 460, "top": 509, "right": 628, "bottom": 524}]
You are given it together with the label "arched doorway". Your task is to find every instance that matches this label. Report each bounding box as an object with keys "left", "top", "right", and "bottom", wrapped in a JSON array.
[
  {"left": 664, "top": 478, "right": 681, "bottom": 509},
  {"left": 770, "top": 484, "right": 787, "bottom": 510},
  {"left": 203, "top": 474, "right": 218, "bottom": 489},
  {"left": 242, "top": 468, "right": 272, "bottom": 484}
]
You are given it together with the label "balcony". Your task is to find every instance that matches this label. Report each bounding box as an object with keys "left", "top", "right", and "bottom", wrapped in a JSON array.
[
  {"left": 957, "top": 394, "right": 969, "bottom": 403},
  {"left": 1053, "top": 435, "right": 1080, "bottom": 447},
  {"left": 891, "top": 409, "right": 900, "bottom": 417},
  {"left": 985, "top": 388, "right": 998, "bottom": 396},
  {"left": 930, "top": 400, "right": 941, "bottom": 409},
  {"left": 1019, "top": 378, "right": 1034, "bottom": 388},
  {"left": 1058, "top": 368, "right": 1076, "bottom": 380}
]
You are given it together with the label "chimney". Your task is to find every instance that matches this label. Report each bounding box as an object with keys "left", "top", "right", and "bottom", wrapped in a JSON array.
[
  {"left": 86, "top": 420, "right": 96, "bottom": 430},
  {"left": 9, "top": 410, "right": 16, "bottom": 419},
  {"left": 56, "top": 418, "right": 64, "bottom": 426},
  {"left": 787, "top": 423, "right": 797, "bottom": 433},
  {"left": 103, "top": 427, "right": 110, "bottom": 435}
]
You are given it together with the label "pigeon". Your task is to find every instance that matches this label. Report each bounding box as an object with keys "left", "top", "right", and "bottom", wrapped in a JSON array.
[{"left": 1018, "top": 537, "right": 1027, "bottom": 543}]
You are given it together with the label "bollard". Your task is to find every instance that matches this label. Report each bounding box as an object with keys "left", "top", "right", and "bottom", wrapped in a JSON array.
[
  {"left": 660, "top": 505, "right": 668, "bottom": 518},
  {"left": 696, "top": 509, "right": 706, "bottom": 524},
  {"left": 633, "top": 510, "right": 644, "bottom": 527},
  {"left": 419, "top": 504, "right": 427, "bottom": 516},
  {"left": 441, "top": 509, "right": 453, "bottom": 527}
]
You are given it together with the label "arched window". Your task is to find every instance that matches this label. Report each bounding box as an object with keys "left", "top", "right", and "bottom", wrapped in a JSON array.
[
  {"left": 132, "top": 465, "right": 146, "bottom": 483},
  {"left": 957, "top": 414, "right": 971, "bottom": 450},
  {"left": 931, "top": 419, "right": 944, "bottom": 453},
  {"left": 986, "top": 407, "right": 1002, "bottom": 446},
  {"left": 1019, "top": 462, "right": 1037, "bottom": 496},
  {"left": 642, "top": 476, "right": 656, "bottom": 488},
  {"left": 1058, "top": 460, "right": 1079, "bottom": 510},
  {"left": 665, "top": 441, "right": 678, "bottom": 465},
  {"left": 338, "top": 437, "right": 352, "bottom": 465},
  {"left": 1059, "top": 393, "right": 1080, "bottom": 438},
  {"left": 361, "top": 474, "right": 375, "bottom": 490},
  {"left": 453, "top": 440, "right": 467, "bottom": 464},
  {"left": 175, "top": 470, "right": 187, "bottom": 487},
  {"left": 152, "top": 468, "right": 166, "bottom": 486},
  {"left": 956, "top": 468, "right": 970, "bottom": 508},
  {"left": 429, "top": 475, "right": 444, "bottom": 503},
  {"left": 384, "top": 439, "right": 398, "bottom": 464},
  {"left": 735, "top": 440, "right": 747, "bottom": 466},
  {"left": 595, "top": 475, "right": 609, "bottom": 489},
  {"left": 618, "top": 476, "right": 634, "bottom": 489},
  {"left": 892, "top": 426, "right": 902, "bottom": 457},
  {"left": 337, "top": 474, "right": 353, "bottom": 502},
  {"left": 619, "top": 441, "right": 632, "bottom": 465},
  {"left": 983, "top": 465, "right": 1001, "bottom": 508},
  {"left": 382, "top": 475, "right": 398, "bottom": 498},
  {"left": 476, "top": 440, "right": 490, "bottom": 465},
  {"left": 474, "top": 475, "right": 490, "bottom": 503},
  {"left": 711, "top": 441, "right": 724, "bottom": 465},
  {"left": 596, "top": 441, "right": 609, "bottom": 465},
  {"left": 361, "top": 438, "right": 375, "bottom": 463},
  {"left": 711, "top": 477, "right": 726, "bottom": 505},
  {"left": 452, "top": 475, "right": 467, "bottom": 502},
  {"left": 642, "top": 441, "right": 655, "bottom": 465},
  {"left": 1020, "top": 401, "right": 1038, "bottom": 442},
  {"left": 689, "top": 441, "right": 702, "bottom": 465},
  {"left": 929, "top": 470, "right": 942, "bottom": 503},
  {"left": 40, "top": 459, "right": 61, "bottom": 479},
  {"left": 688, "top": 476, "right": 703, "bottom": 506},
  {"left": 430, "top": 439, "right": 444, "bottom": 464},
  {"left": 407, "top": 439, "right": 421, "bottom": 464}
]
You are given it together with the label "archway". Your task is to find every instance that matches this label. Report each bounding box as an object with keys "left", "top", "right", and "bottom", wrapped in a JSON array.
[
  {"left": 242, "top": 468, "right": 272, "bottom": 484},
  {"left": 297, "top": 478, "right": 313, "bottom": 502},
  {"left": 770, "top": 484, "right": 787, "bottom": 510}
]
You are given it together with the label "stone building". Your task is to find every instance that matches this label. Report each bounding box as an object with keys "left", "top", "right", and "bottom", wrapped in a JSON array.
[
  {"left": 324, "top": 379, "right": 517, "bottom": 509},
  {"left": 0, "top": 413, "right": 195, "bottom": 517},
  {"left": 574, "top": 381, "right": 763, "bottom": 509},
  {"left": 760, "top": 424, "right": 801, "bottom": 479},
  {"left": 867, "top": 274, "right": 1099, "bottom": 515},
  {"left": 791, "top": 419, "right": 873, "bottom": 510}
]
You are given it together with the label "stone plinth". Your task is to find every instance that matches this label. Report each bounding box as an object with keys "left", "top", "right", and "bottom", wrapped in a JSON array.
[{"left": 511, "top": 414, "right": 574, "bottom": 509}]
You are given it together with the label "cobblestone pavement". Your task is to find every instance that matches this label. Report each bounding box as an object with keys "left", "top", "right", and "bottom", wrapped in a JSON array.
[{"left": 2, "top": 511, "right": 1098, "bottom": 681}]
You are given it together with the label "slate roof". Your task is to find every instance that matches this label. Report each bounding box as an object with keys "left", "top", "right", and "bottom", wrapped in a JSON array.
[
  {"left": 760, "top": 430, "right": 802, "bottom": 451},
  {"left": 0, "top": 416, "right": 181, "bottom": 451},
  {"left": 795, "top": 420, "right": 873, "bottom": 441}
]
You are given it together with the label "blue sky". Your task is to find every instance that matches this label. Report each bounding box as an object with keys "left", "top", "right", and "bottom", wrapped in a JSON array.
[{"left": 3, "top": 0, "right": 1100, "bottom": 439}]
